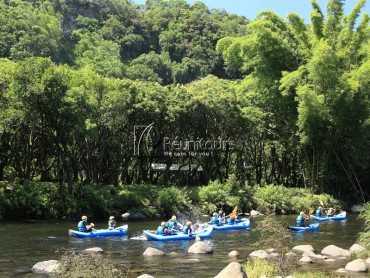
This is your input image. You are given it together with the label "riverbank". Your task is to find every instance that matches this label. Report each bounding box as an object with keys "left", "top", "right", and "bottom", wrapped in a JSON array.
[
  {"left": 32, "top": 242, "right": 370, "bottom": 278},
  {"left": 0, "top": 179, "right": 345, "bottom": 220}
]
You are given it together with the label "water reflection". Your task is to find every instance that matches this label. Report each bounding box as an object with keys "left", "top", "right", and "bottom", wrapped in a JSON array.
[
  {"left": 70, "top": 237, "right": 91, "bottom": 244},
  {"left": 152, "top": 241, "right": 165, "bottom": 249},
  {"left": 291, "top": 230, "right": 320, "bottom": 242},
  {"left": 106, "top": 236, "right": 128, "bottom": 242},
  {"left": 292, "top": 231, "right": 305, "bottom": 241}
]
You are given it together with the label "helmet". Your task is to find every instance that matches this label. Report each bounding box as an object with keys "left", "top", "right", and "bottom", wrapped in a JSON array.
[
  {"left": 171, "top": 216, "right": 176, "bottom": 221},
  {"left": 213, "top": 212, "right": 217, "bottom": 216},
  {"left": 186, "top": 221, "right": 192, "bottom": 226},
  {"left": 82, "top": 216, "right": 87, "bottom": 220},
  {"left": 300, "top": 212, "right": 304, "bottom": 216},
  {"left": 109, "top": 216, "right": 115, "bottom": 220},
  {"left": 161, "top": 221, "right": 166, "bottom": 226},
  {"left": 218, "top": 210, "right": 222, "bottom": 214}
]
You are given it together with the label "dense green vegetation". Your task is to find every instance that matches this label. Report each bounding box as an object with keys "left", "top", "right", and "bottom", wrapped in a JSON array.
[
  {"left": 0, "top": 0, "right": 370, "bottom": 217},
  {"left": 0, "top": 179, "right": 341, "bottom": 219},
  {"left": 244, "top": 258, "right": 279, "bottom": 278},
  {"left": 358, "top": 202, "right": 370, "bottom": 252}
]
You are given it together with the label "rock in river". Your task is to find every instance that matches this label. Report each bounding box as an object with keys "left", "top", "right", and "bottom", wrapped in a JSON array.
[
  {"left": 32, "top": 260, "right": 59, "bottom": 273},
  {"left": 214, "top": 262, "right": 247, "bottom": 278}
]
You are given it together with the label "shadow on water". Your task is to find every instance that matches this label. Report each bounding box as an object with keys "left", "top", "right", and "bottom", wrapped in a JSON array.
[{"left": 0, "top": 213, "right": 368, "bottom": 277}]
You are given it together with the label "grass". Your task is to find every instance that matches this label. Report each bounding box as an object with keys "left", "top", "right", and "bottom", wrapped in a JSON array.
[
  {"left": 243, "top": 258, "right": 278, "bottom": 278},
  {"left": 52, "top": 250, "right": 128, "bottom": 278}
]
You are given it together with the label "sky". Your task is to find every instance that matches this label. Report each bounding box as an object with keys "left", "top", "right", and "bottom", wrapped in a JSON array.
[{"left": 133, "top": 0, "right": 370, "bottom": 23}]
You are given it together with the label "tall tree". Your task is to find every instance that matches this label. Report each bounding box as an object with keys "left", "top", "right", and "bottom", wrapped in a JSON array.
[{"left": 281, "top": 0, "right": 370, "bottom": 201}]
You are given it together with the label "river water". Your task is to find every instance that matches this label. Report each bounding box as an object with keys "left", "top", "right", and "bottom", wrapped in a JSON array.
[{"left": 0, "top": 213, "right": 368, "bottom": 278}]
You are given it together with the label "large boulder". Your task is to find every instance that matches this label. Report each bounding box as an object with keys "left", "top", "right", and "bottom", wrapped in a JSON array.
[
  {"left": 300, "top": 251, "right": 316, "bottom": 257},
  {"left": 300, "top": 250, "right": 317, "bottom": 257},
  {"left": 143, "top": 247, "right": 164, "bottom": 256},
  {"left": 188, "top": 241, "right": 213, "bottom": 254},
  {"left": 268, "top": 252, "right": 280, "bottom": 259},
  {"left": 366, "top": 258, "right": 370, "bottom": 265},
  {"left": 309, "top": 254, "right": 327, "bottom": 260},
  {"left": 228, "top": 250, "right": 240, "bottom": 257},
  {"left": 32, "top": 260, "right": 59, "bottom": 273},
  {"left": 299, "top": 256, "right": 313, "bottom": 263},
  {"left": 336, "top": 268, "right": 347, "bottom": 273},
  {"left": 321, "top": 245, "right": 351, "bottom": 257},
  {"left": 214, "top": 262, "right": 247, "bottom": 278},
  {"left": 84, "top": 247, "right": 104, "bottom": 253},
  {"left": 121, "top": 211, "right": 146, "bottom": 221},
  {"left": 293, "top": 245, "right": 314, "bottom": 254},
  {"left": 345, "top": 259, "right": 368, "bottom": 272},
  {"left": 249, "top": 250, "right": 269, "bottom": 260},
  {"left": 137, "top": 275, "right": 155, "bottom": 278},
  {"left": 250, "top": 210, "right": 261, "bottom": 216},
  {"left": 349, "top": 244, "right": 366, "bottom": 254}
]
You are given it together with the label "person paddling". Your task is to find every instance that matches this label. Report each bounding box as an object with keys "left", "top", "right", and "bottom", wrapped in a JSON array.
[
  {"left": 167, "top": 215, "right": 181, "bottom": 231},
  {"left": 156, "top": 221, "right": 172, "bottom": 235},
  {"left": 227, "top": 216, "right": 236, "bottom": 225},
  {"left": 210, "top": 212, "right": 219, "bottom": 225},
  {"left": 327, "top": 207, "right": 335, "bottom": 216},
  {"left": 296, "top": 211, "right": 309, "bottom": 227},
  {"left": 217, "top": 210, "right": 225, "bottom": 224},
  {"left": 108, "top": 216, "right": 116, "bottom": 230},
  {"left": 315, "top": 207, "right": 322, "bottom": 217},
  {"left": 182, "top": 221, "right": 193, "bottom": 235},
  {"left": 77, "top": 216, "right": 94, "bottom": 232}
]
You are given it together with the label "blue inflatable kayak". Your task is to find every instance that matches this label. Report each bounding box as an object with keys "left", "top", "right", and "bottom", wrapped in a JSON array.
[
  {"left": 217, "top": 217, "right": 251, "bottom": 224},
  {"left": 235, "top": 217, "right": 251, "bottom": 223},
  {"left": 310, "top": 211, "right": 346, "bottom": 221},
  {"left": 289, "top": 223, "right": 319, "bottom": 231},
  {"left": 213, "top": 219, "right": 251, "bottom": 231},
  {"left": 144, "top": 226, "right": 213, "bottom": 241},
  {"left": 69, "top": 225, "right": 128, "bottom": 238}
]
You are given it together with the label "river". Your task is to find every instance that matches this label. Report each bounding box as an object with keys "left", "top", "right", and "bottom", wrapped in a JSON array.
[{"left": 0, "top": 213, "right": 368, "bottom": 278}]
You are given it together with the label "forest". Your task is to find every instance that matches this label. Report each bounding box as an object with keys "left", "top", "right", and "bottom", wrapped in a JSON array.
[{"left": 0, "top": 0, "right": 370, "bottom": 208}]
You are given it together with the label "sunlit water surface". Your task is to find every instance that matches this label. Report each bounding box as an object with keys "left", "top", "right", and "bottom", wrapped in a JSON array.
[{"left": 0, "top": 213, "right": 368, "bottom": 277}]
